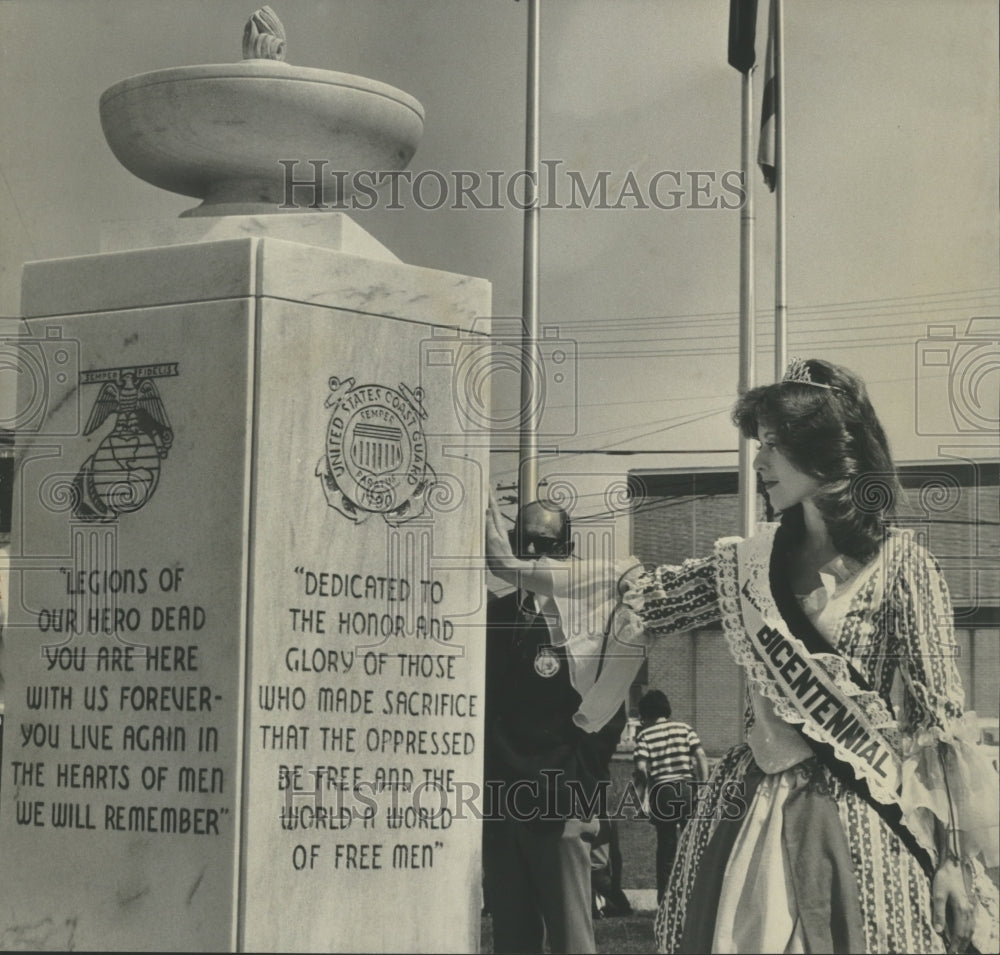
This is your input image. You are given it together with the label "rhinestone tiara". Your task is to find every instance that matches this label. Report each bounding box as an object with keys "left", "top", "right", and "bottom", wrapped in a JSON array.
[{"left": 782, "top": 357, "right": 836, "bottom": 391}]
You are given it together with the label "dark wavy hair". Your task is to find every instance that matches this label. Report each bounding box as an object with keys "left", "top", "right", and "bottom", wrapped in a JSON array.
[
  {"left": 732, "top": 359, "right": 900, "bottom": 562},
  {"left": 638, "top": 689, "right": 672, "bottom": 722}
]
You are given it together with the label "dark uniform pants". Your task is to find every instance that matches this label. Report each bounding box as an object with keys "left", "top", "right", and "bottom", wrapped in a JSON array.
[{"left": 484, "top": 816, "right": 600, "bottom": 955}]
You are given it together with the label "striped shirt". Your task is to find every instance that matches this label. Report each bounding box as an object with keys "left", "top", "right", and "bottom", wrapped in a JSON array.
[{"left": 635, "top": 719, "right": 700, "bottom": 782}]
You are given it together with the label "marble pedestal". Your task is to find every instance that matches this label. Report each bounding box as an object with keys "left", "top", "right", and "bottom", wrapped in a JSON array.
[{"left": 0, "top": 215, "right": 491, "bottom": 952}]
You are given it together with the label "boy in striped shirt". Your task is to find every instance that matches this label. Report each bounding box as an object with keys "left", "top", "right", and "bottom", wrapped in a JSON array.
[{"left": 633, "top": 689, "right": 708, "bottom": 903}]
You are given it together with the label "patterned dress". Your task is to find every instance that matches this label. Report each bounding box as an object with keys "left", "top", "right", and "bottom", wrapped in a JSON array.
[{"left": 620, "top": 524, "right": 999, "bottom": 954}]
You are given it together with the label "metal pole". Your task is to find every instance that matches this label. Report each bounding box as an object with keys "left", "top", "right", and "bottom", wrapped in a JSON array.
[
  {"left": 518, "top": 0, "right": 541, "bottom": 511},
  {"left": 773, "top": 0, "right": 787, "bottom": 380},
  {"left": 738, "top": 66, "right": 757, "bottom": 538}
]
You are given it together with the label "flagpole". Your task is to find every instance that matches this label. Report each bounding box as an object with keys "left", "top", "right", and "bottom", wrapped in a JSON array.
[
  {"left": 773, "top": 0, "right": 787, "bottom": 380},
  {"left": 518, "top": 0, "right": 540, "bottom": 511},
  {"left": 728, "top": 0, "right": 759, "bottom": 744},
  {"left": 738, "top": 64, "right": 756, "bottom": 538},
  {"left": 729, "top": 0, "right": 759, "bottom": 536}
]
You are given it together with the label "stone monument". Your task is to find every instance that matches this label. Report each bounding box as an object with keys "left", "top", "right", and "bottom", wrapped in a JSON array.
[{"left": 0, "top": 10, "right": 491, "bottom": 952}]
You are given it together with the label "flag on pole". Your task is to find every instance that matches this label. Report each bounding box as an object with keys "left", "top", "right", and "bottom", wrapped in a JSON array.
[
  {"left": 758, "top": 0, "right": 777, "bottom": 191},
  {"left": 727, "top": 0, "right": 758, "bottom": 73}
]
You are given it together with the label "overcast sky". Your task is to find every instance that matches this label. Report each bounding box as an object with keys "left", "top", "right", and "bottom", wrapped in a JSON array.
[{"left": 1, "top": 0, "right": 997, "bottom": 519}]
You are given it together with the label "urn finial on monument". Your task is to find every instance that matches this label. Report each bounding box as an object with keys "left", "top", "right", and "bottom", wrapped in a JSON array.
[{"left": 98, "top": 8, "right": 424, "bottom": 217}]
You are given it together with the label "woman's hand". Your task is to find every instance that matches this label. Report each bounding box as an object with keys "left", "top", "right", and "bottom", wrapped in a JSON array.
[
  {"left": 484, "top": 490, "right": 557, "bottom": 594},
  {"left": 931, "top": 857, "right": 974, "bottom": 953},
  {"left": 617, "top": 560, "right": 644, "bottom": 596}
]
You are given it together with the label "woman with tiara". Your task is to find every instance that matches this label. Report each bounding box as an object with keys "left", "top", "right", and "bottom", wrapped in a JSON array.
[{"left": 486, "top": 358, "right": 998, "bottom": 954}]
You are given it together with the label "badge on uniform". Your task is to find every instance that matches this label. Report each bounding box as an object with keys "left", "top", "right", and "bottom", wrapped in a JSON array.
[{"left": 533, "top": 646, "right": 561, "bottom": 678}]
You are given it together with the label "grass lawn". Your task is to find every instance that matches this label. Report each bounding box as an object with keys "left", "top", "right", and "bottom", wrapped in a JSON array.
[{"left": 481, "top": 911, "right": 657, "bottom": 954}]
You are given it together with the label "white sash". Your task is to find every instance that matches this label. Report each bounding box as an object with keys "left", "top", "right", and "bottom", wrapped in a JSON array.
[{"left": 715, "top": 525, "right": 903, "bottom": 808}]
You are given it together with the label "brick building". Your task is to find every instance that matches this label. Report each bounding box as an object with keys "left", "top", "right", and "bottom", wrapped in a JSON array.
[{"left": 626, "top": 461, "right": 1000, "bottom": 756}]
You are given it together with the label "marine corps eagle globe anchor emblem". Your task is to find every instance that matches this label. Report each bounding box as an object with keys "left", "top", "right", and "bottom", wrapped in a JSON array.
[
  {"left": 316, "top": 376, "right": 436, "bottom": 524},
  {"left": 72, "top": 364, "right": 177, "bottom": 521}
]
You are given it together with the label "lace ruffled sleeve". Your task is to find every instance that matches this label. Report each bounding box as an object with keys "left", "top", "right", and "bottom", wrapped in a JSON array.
[
  {"left": 620, "top": 554, "right": 721, "bottom": 637},
  {"left": 888, "top": 532, "right": 1000, "bottom": 872}
]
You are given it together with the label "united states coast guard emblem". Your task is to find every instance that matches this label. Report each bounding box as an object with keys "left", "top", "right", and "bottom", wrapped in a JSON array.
[{"left": 316, "top": 376, "right": 436, "bottom": 524}]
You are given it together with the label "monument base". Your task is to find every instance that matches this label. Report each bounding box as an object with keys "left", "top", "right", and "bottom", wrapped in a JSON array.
[{"left": 1, "top": 216, "right": 491, "bottom": 952}]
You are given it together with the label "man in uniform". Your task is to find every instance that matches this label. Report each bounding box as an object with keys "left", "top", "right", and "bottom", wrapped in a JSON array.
[{"left": 483, "top": 500, "right": 627, "bottom": 955}]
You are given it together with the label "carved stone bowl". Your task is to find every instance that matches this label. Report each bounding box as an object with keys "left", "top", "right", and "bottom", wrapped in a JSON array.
[{"left": 99, "top": 60, "right": 425, "bottom": 216}]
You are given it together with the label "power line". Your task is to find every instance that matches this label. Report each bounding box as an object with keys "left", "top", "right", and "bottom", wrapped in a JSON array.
[
  {"left": 553, "top": 287, "right": 1000, "bottom": 330},
  {"left": 488, "top": 370, "right": 952, "bottom": 416},
  {"left": 569, "top": 311, "right": 996, "bottom": 346},
  {"left": 490, "top": 447, "right": 733, "bottom": 455},
  {"left": 565, "top": 303, "right": 998, "bottom": 335},
  {"left": 572, "top": 336, "right": 964, "bottom": 359},
  {"left": 490, "top": 405, "right": 732, "bottom": 479}
]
